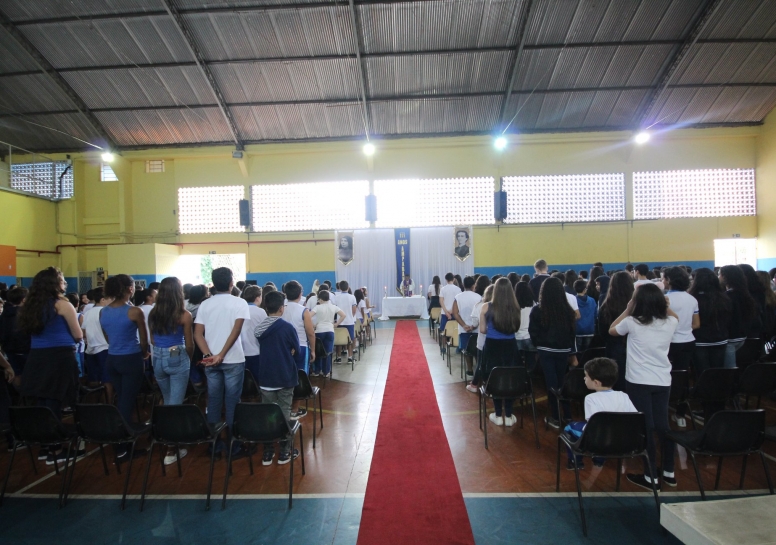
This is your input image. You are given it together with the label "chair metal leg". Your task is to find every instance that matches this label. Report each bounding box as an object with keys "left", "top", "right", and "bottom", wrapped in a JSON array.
[
  {"left": 26, "top": 445, "right": 36, "bottom": 474},
  {"left": 0, "top": 444, "right": 19, "bottom": 506},
  {"left": 616, "top": 459, "right": 622, "bottom": 491},
  {"left": 478, "top": 390, "right": 483, "bottom": 431},
  {"left": 688, "top": 451, "right": 706, "bottom": 500},
  {"left": 530, "top": 390, "right": 539, "bottom": 450},
  {"left": 63, "top": 440, "right": 80, "bottom": 505},
  {"left": 714, "top": 457, "right": 724, "bottom": 490},
  {"left": 222, "top": 437, "right": 235, "bottom": 510},
  {"left": 139, "top": 442, "right": 155, "bottom": 512},
  {"left": 206, "top": 439, "right": 217, "bottom": 511},
  {"left": 248, "top": 446, "right": 254, "bottom": 475},
  {"left": 573, "top": 456, "right": 587, "bottom": 537},
  {"left": 555, "top": 436, "right": 562, "bottom": 492},
  {"left": 759, "top": 450, "right": 774, "bottom": 494},
  {"left": 483, "top": 397, "right": 489, "bottom": 450},
  {"left": 121, "top": 441, "right": 136, "bottom": 511},
  {"left": 289, "top": 436, "right": 295, "bottom": 509},
  {"left": 643, "top": 453, "right": 661, "bottom": 521},
  {"left": 98, "top": 444, "right": 110, "bottom": 476},
  {"left": 299, "top": 425, "right": 305, "bottom": 475},
  {"left": 739, "top": 455, "right": 748, "bottom": 490},
  {"left": 175, "top": 445, "right": 183, "bottom": 478},
  {"left": 58, "top": 442, "right": 73, "bottom": 508},
  {"left": 159, "top": 445, "right": 166, "bottom": 477},
  {"left": 319, "top": 391, "right": 324, "bottom": 430}
]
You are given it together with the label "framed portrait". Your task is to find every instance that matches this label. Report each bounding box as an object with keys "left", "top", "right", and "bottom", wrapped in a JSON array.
[
  {"left": 337, "top": 231, "right": 354, "bottom": 265},
  {"left": 453, "top": 226, "right": 471, "bottom": 262}
]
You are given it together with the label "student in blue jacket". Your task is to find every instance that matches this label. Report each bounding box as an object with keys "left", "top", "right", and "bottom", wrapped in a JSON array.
[{"left": 574, "top": 279, "right": 598, "bottom": 353}]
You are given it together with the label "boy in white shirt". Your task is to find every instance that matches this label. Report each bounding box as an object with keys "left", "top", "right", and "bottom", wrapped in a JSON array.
[
  {"left": 453, "top": 276, "right": 481, "bottom": 376},
  {"left": 438, "top": 272, "right": 462, "bottom": 352},
  {"left": 564, "top": 357, "right": 637, "bottom": 470},
  {"left": 194, "top": 267, "right": 251, "bottom": 456},
  {"left": 81, "top": 287, "right": 113, "bottom": 402},
  {"left": 333, "top": 280, "right": 358, "bottom": 365}
]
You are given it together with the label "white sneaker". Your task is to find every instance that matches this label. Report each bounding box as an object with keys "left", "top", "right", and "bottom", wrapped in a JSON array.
[
  {"left": 672, "top": 414, "right": 687, "bottom": 428},
  {"left": 488, "top": 413, "right": 504, "bottom": 426},
  {"left": 504, "top": 415, "right": 517, "bottom": 427},
  {"left": 164, "top": 448, "right": 187, "bottom": 466},
  {"left": 466, "top": 384, "right": 478, "bottom": 393}
]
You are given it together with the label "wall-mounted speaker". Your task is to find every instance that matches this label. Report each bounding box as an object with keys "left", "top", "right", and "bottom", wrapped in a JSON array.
[
  {"left": 365, "top": 194, "right": 377, "bottom": 222},
  {"left": 494, "top": 190, "right": 507, "bottom": 221},
  {"left": 239, "top": 199, "right": 250, "bottom": 227}
]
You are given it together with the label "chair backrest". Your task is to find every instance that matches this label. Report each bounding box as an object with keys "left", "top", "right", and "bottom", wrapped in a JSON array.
[
  {"left": 561, "top": 368, "right": 593, "bottom": 401},
  {"left": 485, "top": 367, "right": 530, "bottom": 398},
  {"left": 355, "top": 320, "right": 362, "bottom": 334},
  {"left": 579, "top": 347, "right": 605, "bottom": 365},
  {"left": 75, "top": 404, "right": 132, "bottom": 442},
  {"left": 736, "top": 338, "right": 764, "bottom": 367},
  {"left": 737, "top": 363, "right": 776, "bottom": 396},
  {"left": 698, "top": 410, "right": 766, "bottom": 454},
  {"left": 242, "top": 368, "right": 260, "bottom": 399},
  {"left": 444, "top": 320, "right": 458, "bottom": 337},
  {"left": 430, "top": 307, "right": 442, "bottom": 320},
  {"left": 9, "top": 406, "right": 74, "bottom": 444},
  {"left": 151, "top": 405, "right": 214, "bottom": 443},
  {"left": 693, "top": 368, "right": 737, "bottom": 401},
  {"left": 465, "top": 333, "right": 479, "bottom": 356},
  {"left": 334, "top": 327, "right": 350, "bottom": 346},
  {"left": 577, "top": 412, "right": 647, "bottom": 456},
  {"left": 294, "top": 370, "right": 312, "bottom": 399},
  {"left": 669, "top": 370, "right": 690, "bottom": 403},
  {"left": 232, "top": 402, "right": 291, "bottom": 442}
]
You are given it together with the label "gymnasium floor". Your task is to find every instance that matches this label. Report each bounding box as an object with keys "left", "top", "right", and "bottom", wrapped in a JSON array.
[{"left": 1, "top": 320, "right": 773, "bottom": 544}]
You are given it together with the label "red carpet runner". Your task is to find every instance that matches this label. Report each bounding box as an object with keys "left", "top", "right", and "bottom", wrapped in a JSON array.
[{"left": 357, "top": 321, "right": 475, "bottom": 545}]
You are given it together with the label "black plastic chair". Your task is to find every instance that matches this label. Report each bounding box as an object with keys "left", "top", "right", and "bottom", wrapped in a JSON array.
[
  {"left": 479, "top": 367, "right": 539, "bottom": 450},
  {"left": 135, "top": 375, "right": 161, "bottom": 422},
  {"left": 222, "top": 403, "right": 305, "bottom": 510},
  {"left": 667, "top": 410, "right": 774, "bottom": 500},
  {"left": 556, "top": 412, "right": 659, "bottom": 537},
  {"left": 578, "top": 347, "right": 605, "bottom": 366},
  {"left": 293, "top": 370, "right": 323, "bottom": 448},
  {"left": 241, "top": 369, "right": 261, "bottom": 402},
  {"left": 547, "top": 368, "right": 593, "bottom": 430},
  {"left": 139, "top": 405, "right": 225, "bottom": 511},
  {"left": 669, "top": 369, "right": 690, "bottom": 419},
  {"left": 1, "top": 407, "right": 79, "bottom": 508},
  {"left": 184, "top": 378, "right": 207, "bottom": 406},
  {"left": 735, "top": 363, "right": 776, "bottom": 409},
  {"left": 72, "top": 404, "right": 151, "bottom": 510},
  {"left": 736, "top": 338, "right": 764, "bottom": 368},
  {"left": 686, "top": 368, "right": 737, "bottom": 429}
]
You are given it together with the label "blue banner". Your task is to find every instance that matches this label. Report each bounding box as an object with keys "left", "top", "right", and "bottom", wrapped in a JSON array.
[{"left": 394, "top": 228, "right": 411, "bottom": 294}]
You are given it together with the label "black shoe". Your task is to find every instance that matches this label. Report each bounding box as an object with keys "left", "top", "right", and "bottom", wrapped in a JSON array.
[
  {"left": 7, "top": 440, "right": 27, "bottom": 452},
  {"left": 466, "top": 370, "right": 474, "bottom": 377},
  {"left": 291, "top": 408, "right": 307, "bottom": 420},
  {"left": 626, "top": 473, "right": 661, "bottom": 492},
  {"left": 47, "top": 449, "right": 86, "bottom": 465},
  {"left": 334, "top": 357, "right": 342, "bottom": 364},
  {"left": 593, "top": 459, "right": 605, "bottom": 468},
  {"left": 277, "top": 449, "right": 299, "bottom": 465},
  {"left": 544, "top": 416, "right": 560, "bottom": 430},
  {"left": 262, "top": 450, "right": 275, "bottom": 466},
  {"left": 115, "top": 448, "right": 147, "bottom": 463},
  {"left": 38, "top": 447, "right": 50, "bottom": 461},
  {"left": 566, "top": 459, "right": 585, "bottom": 471},
  {"left": 230, "top": 445, "right": 257, "bottom": 461},
  {"left": 662, "top": 474, "right": 677, "bottom": 487}
]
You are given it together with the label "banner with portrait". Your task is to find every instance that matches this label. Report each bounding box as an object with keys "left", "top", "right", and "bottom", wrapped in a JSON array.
[
  {"left": 336, "top": 231, "right": 354, "bottom": 265},
  {"left": 453, "top": 226, "right": 472, "bottom": 262}
]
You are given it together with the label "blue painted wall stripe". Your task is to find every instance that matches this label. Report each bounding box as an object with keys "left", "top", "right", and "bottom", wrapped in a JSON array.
[
  {"left": 475, "top": 260, "right": 716, "bottom": 278},
  {"left": 247, "top": 271, "right": 334, "bottom": 292}
]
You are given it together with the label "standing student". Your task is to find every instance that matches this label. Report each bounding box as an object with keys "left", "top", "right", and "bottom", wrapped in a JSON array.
[
  {"left": 0, "top": 287, "right": 30, "bottom": 390},
  {"left": 194, "top": 267, "right": 250, "bottom": 457},
  {"left": 719, "top": 265, "right": 755, "bottom": 368},
  {"left": 282, "top": 281, "right": 316, "bottom": 376},
  {"left": 428, "top": 276, "right": 442, "bottom": 311},
  {"left": 438, "top": 272, "right": 462, "bottom": 346},
  {"left": 81, "top": 288, "right": 113, "bottom": 402},
  {"left": 529, "top": 277, "right": 577, "bottom": 429},
  {"left": 514, "top": 281, "right": 536, "bottom": 369},
  {"left": 333, "top": 280, "right": 358, "bottom": 365},
  {"left": 453, "top": 276, "right": 482, "bottom": 377},
  {"left": 148, "top": 277, "right": 194, "bottom": 465},
  {"left": 529, "top": 259, "right": 551, "bottom": 301},
  {"left": 240, "top": 285, "right": 266, "bottom": 383},
  {"left": 574, "top": 279, "right": 597, "bottom": 353},
  {"left": 18, "top": 268, "right": 84, "bottom": 465},
  {"left": 598, "top": 272, "right": 634, "bottom": 390},
  {"left": 610, "top": 283, "right": 679, "bottom": 491},
  {"left": 309, "top": 290, "right": 345, "bottom": 377},
  {"left": 354, "top": 289, "right": 368, "bottom": 325},
  {"left": 466, "top": 284, "right": 493, "bottom": 393}
]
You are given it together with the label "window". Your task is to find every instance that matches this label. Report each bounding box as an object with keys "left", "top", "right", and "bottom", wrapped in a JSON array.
[
  {"left": 714, "top": 238, "right": 757, "bottom": 267},
  {"left": 101, "top": 164, "right": 118, "bottom": 182},
  {"left": 10, "top": 161, "right": 73, "bottom": 199},
  {"left": 251, "top": 181, "right": 369, "bottom": 232},
  {"left": 373, "top": 177, "right": 494, "bottom": 228},
  {"left": 178, "top": 186, "right": 245, "bottom": 234},
  {"left": 502, "top": 173, "right": 625, "bottom": 224},
  {"left": 145, "top": 160, "right": 165, "bottom": 173},
  {"left": 633, "top": 168, "right": 755, "bottom": 219}
]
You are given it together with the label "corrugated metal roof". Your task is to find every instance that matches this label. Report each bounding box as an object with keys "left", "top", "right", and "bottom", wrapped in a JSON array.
[
  {"left": 648, "top": 85, "right": 776, "bottom": 125},
  {"left": 673, "top": 43, "right": 776, "bottom": 85},
  {"left": 0, "top": 112, "right": 104, "bottom": 150},
  {"left": 174, "top": 0, "right": 330, "bottom": 8},
  {"left": 63, "top": 66, "right": 216, "bottom": 109},
  {"left": 359, "top": 0, "right": 526, "bottom": 54},
  {"left": 0, "top": 27, "right": 39, "bottom": 73},
  {"left": 0, "top": 74, "right": 75, "bottom": 112},
  {"left": 232, "top": 102, "right": 363, "bottom": 140},
  {"left": 366, "top": 51, "right": 512, "bottom": 98},
  {"left": 0, "top": 0, "right": 157, "bottom": 21},
  {"left": 701, "top": 0, "right": 776, "bottom": 40},
  {"left": 96, "top": 107, "right": 233, "bottom": 146},
  {"left": 369, "top": 95, "right": 501, "bottom": 135},
  {"left": 212, "top": 59, "right": 360, "bottom": 103},
  {"left": 184, "top": 7, "right": 355, "bottom": 61}
]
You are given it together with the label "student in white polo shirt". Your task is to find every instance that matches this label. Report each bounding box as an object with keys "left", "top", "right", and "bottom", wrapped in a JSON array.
[
  {"left": 281, "top": 281, "right": 315, "bottom": 374},
  {"left": 438, "top": 273, "right": 461, "bottom": 347},
  {"left": 333, "top": 280, "right": 358, "bottom": 365},
  {"left": 453, "top": 276, "right": 481, "bottom": 376}
]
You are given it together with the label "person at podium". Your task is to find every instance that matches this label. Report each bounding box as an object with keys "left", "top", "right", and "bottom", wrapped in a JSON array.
[{"left": 400, "top": 274, "right": 415, "bottom": 297}]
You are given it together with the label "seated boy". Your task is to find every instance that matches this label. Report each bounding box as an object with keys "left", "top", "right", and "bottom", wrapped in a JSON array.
[
  {"left": 574, "top": 279, "right": 597, "bottom": 354},
  {"left": 254, "top": 291, "right": 300, "bottom": 465},
  {"left": 565, "top": 357, "right": 636, "bottom": 470}
]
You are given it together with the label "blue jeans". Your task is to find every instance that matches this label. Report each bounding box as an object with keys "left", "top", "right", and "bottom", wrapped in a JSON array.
[
  {"left": 724, "top": 340, "right": 744, "bottom": 368},
  {"left": 107, "top": 352, "right": 145, "bottom": 424},
  {"left": 152, "top": 345, "right": 190, "bottom": 406},
  {"left": 314, "top": 332, "right": 334, "bottom": 374},
  {"left": 204, "top": 362, "right": 245, "bottom": 430}
]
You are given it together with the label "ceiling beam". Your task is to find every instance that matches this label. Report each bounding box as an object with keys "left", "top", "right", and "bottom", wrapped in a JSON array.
[
  {"left": 0, "top": 8, "right": 116, "bottom": 150},
  {"left": 636, "top": 0, "right": 725, "bottom": 127},
  {"left": 160, "top": 0, "right": 243, "bottom": 149},
  {"left": 347, "top": 0, "right": 371, "bottom": 138},
  {"left": 497, "top": 0, "right": 534, "bottom": 132}
]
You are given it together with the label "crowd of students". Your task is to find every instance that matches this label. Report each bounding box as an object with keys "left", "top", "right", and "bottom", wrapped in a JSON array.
[
  {"left": 430, "top": 259, "right": 776, "bottom": 490},
  {"left": 0, "top": 269, "right": 371, "bottom": 467}
]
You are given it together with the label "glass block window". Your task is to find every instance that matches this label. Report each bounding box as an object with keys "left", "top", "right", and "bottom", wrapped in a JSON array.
[
  {"left": 146, "top": 160, "right": 165, "bottom": 173},
  {"left": 251, "top": 181, "right": 369, "bottom": 232},
  {"left": 101, "top": 164, "right": 118, "bottom": 182},
  {"left": 502, "top": 174, "right": 625, "bottom": 224},
  {"left": 178, "top": 186, "right": 245, "bottom": 234},
  {"left": 373, "top": 177, "right": 494, "bottom": 228},
  {"left": 10, "top": 161, "right": 73, "bottom": 199},
  {"left": 633, "top": 169, "right": 756, "bottom": 219}
]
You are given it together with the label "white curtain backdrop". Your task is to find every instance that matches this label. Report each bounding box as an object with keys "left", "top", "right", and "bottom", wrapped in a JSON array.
[
  {"left": 410, "top": 227, "right": 475, "bottom": 294},
  {"left": 335, "top": 229, "right": 396, "bottom": 316}
]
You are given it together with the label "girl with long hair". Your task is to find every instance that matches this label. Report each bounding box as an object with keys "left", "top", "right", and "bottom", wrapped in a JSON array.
[
  {"left": 479, "top": 278, "right": 521, "bottom": 426},
  {"left": 598, "top": 271, "right": 634, "bottom": 390},
  {"left": 756, "top": 270, "right": 776, "bottom": 340},
  {"left": 100, "top": 274, "right": 149, "bottom": 458},
  {"left": 428, "top": 276, "right": 442, "bottom": 311},
  {"left": 466, "top": 285, "right": 494, "bottom": 394},
  {"left": 719, "top": 265, "right": 755, "bottom": 368},
  {"left": 18, "top": 267, "right": 84, "bottom": 464},
  {"left": 564, "top": 270, "right": 578, "bottom": 295},
  {"left": 609, "top": 283, "right": 679, "bottom": 490},
  {"left": 148, "top": 277, "right": 194, "bottom": 465},
  {"left": 514, "top": 281, "right": 536, "bottom": 369},
  {"left": 689, "top": 268, "right": 731, "bottom": 376},
  {"left": 528, "top": 277, "right": 577, "bottom": 428},
  {"left": 586, "top": 266, "right": 604, "bottom": 301},
  {"left": 473, "top": 274, "right": 490, "bottom": 297},
  {"left": 739, "top": 264, "right": 766, "bottom": 340}
]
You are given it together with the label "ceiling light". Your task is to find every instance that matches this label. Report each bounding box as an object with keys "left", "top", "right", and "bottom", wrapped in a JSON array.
[
  {"left": 101, "top": 152, "right": 115, "bottom": 162},
  {"left": 634, "top": 131, "right": 650, "bottom": 145},
  {"left": 494, "top": 136, "right": 508, "bottom": 151},
  {"left": 363, "top": 142, "right": 376, "bottom": 156}
]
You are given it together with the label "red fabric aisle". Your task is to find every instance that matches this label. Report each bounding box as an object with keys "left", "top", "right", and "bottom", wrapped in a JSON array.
[{"left": 356, "top": 321, "right": 475, "bottom": 545}]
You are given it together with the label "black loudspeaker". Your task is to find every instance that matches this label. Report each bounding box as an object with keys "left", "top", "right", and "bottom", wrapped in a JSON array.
[
  {"left": 239, "top": 199, "right": 250, "bottom": 227},
  {"left": 494, "top": 190, "right": 507, "bottom": 221},
  {"left": 365, "top": 194, "right": 377, "bottom": 222}
]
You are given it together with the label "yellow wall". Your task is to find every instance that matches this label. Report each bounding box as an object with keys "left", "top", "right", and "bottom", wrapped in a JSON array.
[
  {"left": 757, "top": 109, "right": 776, "bottom": 269},
  {"left": 0, "top": 189, "right": 58, "bottom": 277}
]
